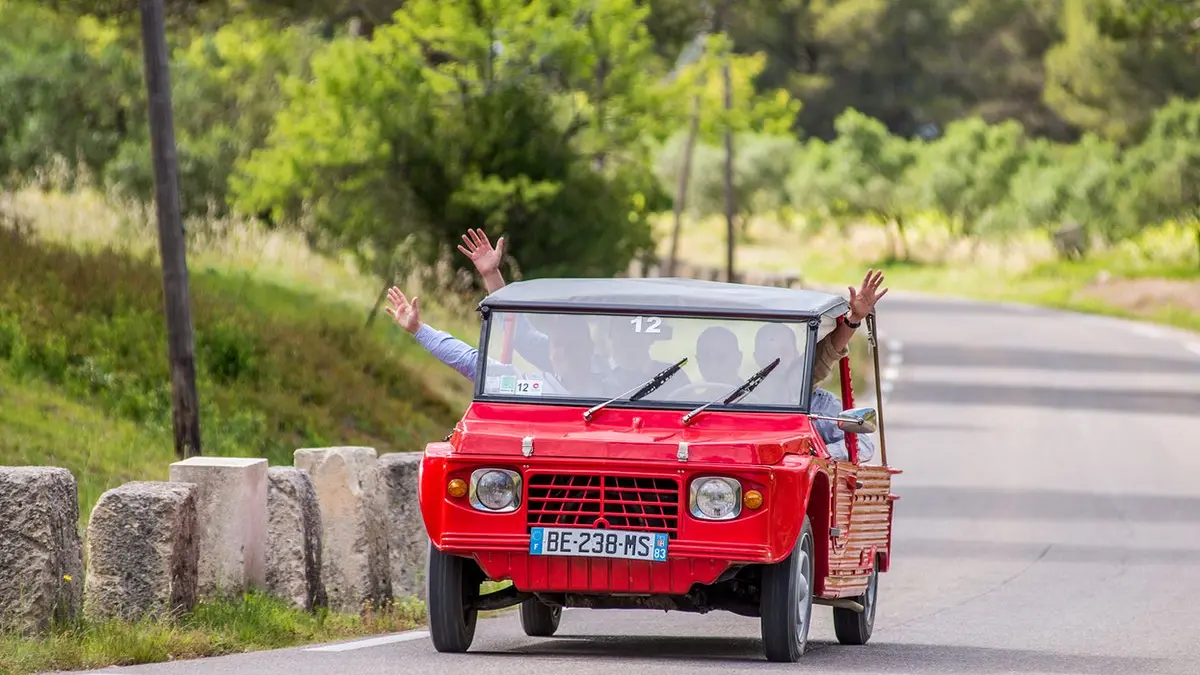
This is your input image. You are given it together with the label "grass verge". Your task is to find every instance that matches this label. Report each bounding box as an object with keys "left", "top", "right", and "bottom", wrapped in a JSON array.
[
  {"left": 0, "top": 200, "right": 476, "bottom": 521},
  {"left": 0, "top": 592, "right": 425, "bottom": 675},
  {"left": 657, "top": 214, "right": 1200, "bottom": 334}
]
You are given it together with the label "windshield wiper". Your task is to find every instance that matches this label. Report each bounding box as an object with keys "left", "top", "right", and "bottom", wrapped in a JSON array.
[
  {"left": 681, "top": 357, "right": 781, "bottom": 426},
  {"left": 583, "top": 357, "right": 688, "bottom": 422}
]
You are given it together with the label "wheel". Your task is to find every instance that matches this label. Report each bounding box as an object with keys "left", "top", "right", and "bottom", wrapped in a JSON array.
[
  {"left": 519, "top": 597, "right": 562, "bottom": 637},
  {"left": 833, "top": 557, "right": 878, "bottom": 645},
  {"left": 760, "top": 515, "right": 815, "bottom": 662},
  {"left": 426, "top": 542, "right": 480, "bottom": 653}
]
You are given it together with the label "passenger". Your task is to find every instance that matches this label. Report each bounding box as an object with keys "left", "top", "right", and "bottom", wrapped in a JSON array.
[
  {"left": 385, "top": 286, "right": 610, "bottom": 396},
  {"left": 809, "top": 387, "right": 875, "bottom": 463},
  {"left": 454, "top": 228, "right": 889, "bottom": 393},
  {"left": 695, "top": 325, "right": 743, "bottom": 384},
  {"left": 810, "top": 269, "right": 890, "bottom": 388}
]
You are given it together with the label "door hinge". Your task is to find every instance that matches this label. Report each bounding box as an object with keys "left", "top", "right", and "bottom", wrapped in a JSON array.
[{"left": 830, "top": 527, "right": 842, "bottom": 538}]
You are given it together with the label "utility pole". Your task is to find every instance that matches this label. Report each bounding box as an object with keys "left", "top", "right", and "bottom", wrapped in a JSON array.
[
  {"left": 138, "top": 0, "right": 202, "bottom": 458},
  {"left": 718, "top": 0, "right": 736, "bottom": 283}
]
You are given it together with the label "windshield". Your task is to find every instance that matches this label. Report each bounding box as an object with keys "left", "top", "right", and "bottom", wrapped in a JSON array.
[{"left": 477, "top": 310, "right": 816, "bottom": 410}]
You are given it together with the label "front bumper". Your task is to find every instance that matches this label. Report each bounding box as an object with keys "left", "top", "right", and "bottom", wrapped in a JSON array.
[{"left": 420, "top": 453, "right": 811, "bottom": 595}]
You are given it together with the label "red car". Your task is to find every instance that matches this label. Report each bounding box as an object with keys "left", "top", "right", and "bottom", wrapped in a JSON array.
[{"left": 418, "top": 277, "right": 899, "bottom": 662}]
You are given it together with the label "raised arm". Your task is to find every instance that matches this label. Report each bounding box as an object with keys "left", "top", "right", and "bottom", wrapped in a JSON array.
[
  {"left": 811, "top": 269, "right": 889, "bottom": 388},
  {"left": 458, "top": 228, "right": 553, "bottom": 371},
  {"left": 387, "top": 286, "right": 480, "bottom": 380}
]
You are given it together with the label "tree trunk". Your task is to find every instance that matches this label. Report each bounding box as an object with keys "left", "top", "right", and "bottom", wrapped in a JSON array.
[
  {"left": 719, "top": 0, "right": 735, "bottom": 283},
  {"left": 365, "top": 282, "right": 390, "bottom": 329},
  {"left": 667, "top": 96, "right": 702, "bottom": 277},
  {"left": 894, "top": 213, "right": 910, "bottom": 261}
]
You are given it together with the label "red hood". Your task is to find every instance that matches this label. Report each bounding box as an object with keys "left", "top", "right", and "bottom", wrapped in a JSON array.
[{"left": 450, "top": 401, "right": 817, "bottom": 465}]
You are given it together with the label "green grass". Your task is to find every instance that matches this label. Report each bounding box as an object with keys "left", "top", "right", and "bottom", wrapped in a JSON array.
[
  {"left": 0, "top": 219, "right": 476, "bottom": 520},
  {"left": 0, "top": 591, "right": 425, "bottom": 675}
]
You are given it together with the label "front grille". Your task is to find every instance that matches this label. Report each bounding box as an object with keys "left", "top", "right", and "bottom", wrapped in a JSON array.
[{"left": 526, "top": 474, "right": 681, "bottom": 538}]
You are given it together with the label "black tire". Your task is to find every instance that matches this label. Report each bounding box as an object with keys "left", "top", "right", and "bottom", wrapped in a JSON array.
[
  {"left": 833, "top": 557, "right": 878, "bottom": 645},
  {"left": 760, "top": 515, "right": 816, "bottom": 662},
  {"left": 519, "top": 597, "right": 562, "bottom": 637},
  {"left": 426, "top": 542, "right": 479, "bottom": 653}
]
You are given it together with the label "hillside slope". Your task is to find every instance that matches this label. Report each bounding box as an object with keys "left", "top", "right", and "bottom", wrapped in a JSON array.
[{"left": 0, "top": 224, "right": 472, "bottom": 518}]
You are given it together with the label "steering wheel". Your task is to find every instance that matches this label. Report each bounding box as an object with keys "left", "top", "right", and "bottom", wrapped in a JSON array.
[{"left": 663, "top": 381, "right": 739, "bottom": 400}]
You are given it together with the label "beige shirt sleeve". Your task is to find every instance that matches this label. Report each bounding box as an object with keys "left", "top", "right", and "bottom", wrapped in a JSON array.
[{"left": 811, "top": 332, "right": 849, "bottom": 389}]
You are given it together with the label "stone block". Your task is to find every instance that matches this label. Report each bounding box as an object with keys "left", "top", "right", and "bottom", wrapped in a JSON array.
[
  {"left": 169, "top": 456, "right": 267, "bottom": 597},
  {"left": 294, "top": 447, "right": 391, "bottom": 613},
  {"left": 378, "top": 452, "right": 429, "bottom": 600},
  {"left": 84, "top": 481, "right": 199, "bottom": 623},
  {"left": 265, "top": 467, "right": 327, "bottom": 611},
  {"left": 0, "top": 467, "right": 84, "bottom": 635}
]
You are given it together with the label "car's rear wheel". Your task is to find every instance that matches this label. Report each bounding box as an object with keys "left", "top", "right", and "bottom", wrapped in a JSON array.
[
  {"left": 833, "top": 557, "right": 878, "bottom": 645},
  {"left": 519, "top": 597, "right": 562, "bottom": 637},
  {"left": 426, "top": 542, "right": 479, "bottom": 653},
  {"left": 760, "top": 515, "right": 815, "bottom": 662}
]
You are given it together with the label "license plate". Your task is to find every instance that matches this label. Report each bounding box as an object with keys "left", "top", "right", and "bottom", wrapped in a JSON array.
[{"left": 529, "top": 527, "right": 669, "bottom": 562}]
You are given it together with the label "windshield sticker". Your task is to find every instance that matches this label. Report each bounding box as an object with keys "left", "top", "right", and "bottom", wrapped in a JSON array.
[
  {"left": 515, "top": 378, "right": 543, "bottom": 396},
  {"left": 629, "top": 316, "right": 663, "bottom": 333},
  {"left": 498, "top": 375, "right": 517, "bottom": 394}
]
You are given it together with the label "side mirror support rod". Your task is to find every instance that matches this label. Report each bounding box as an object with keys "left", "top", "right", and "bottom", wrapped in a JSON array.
[{"left": 867, "top": 310, "right": 888, "bottom": 466}]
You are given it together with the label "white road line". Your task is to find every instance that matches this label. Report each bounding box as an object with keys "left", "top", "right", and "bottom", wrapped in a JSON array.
[
  {"left": 1186, "top": 342, "right": 1200, "bottom": 357},
  {"left": 303, "top": 630, "right": 429, "bottom": 652},
  {"left": 1130, "top": 324, "right": 1168, "bottom": 339}
]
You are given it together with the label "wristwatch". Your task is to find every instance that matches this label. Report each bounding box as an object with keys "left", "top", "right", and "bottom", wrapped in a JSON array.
[{"left": 844, "top": 313, "right": 862, "bottom": 329}]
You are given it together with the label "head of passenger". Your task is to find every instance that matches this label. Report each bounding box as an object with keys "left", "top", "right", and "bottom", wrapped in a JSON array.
[
  {"left": 696, "top": 326, "right": 742, "bottom": 383},
  {"left": 547, "top": 316, "right": 596, "bottom": 390},
  {"left": 754, "top": 322, "right": 801, "bottom": 370}
]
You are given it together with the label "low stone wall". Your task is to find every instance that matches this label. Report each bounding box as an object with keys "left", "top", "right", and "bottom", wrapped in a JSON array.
[
  {"left": 0, "top": 467, "right": 84, "bottom": 635},
  {"left": 2, "top": 446, "right": 432, "bottom": 633}
]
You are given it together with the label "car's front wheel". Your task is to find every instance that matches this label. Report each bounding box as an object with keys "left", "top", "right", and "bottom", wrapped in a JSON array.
[
  {"left": 426, "top": 542, "right": 480, "bottom": 653},
  {"left": 760, "top": 515, "right": 815, "bottom": 662},
  {"left": 519, "top": 597, "right": 562, "bottom": 637}
]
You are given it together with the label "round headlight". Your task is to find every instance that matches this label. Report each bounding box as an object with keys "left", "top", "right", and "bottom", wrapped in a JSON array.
[
  {"left": 474, "top": 470, "right": 517, "bottom": 511},
  {"left": 692, "top": 477, "right": 741, "bottom": 520}
]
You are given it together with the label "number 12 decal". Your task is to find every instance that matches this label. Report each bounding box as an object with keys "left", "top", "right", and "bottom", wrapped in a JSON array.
[{"left": 629, "top": 316, "right": 662, "bottom": 333}]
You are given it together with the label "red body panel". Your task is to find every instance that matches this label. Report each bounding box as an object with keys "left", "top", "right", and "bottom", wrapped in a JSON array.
[{"left": 419, "top": 394, "right": 893, "bottom": 599}]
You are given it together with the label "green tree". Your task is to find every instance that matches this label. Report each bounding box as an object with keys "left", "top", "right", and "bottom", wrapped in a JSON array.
[
  {"left": 1045, "top": 0, "right": 1200, "bottom": 143},
  {"left": 104, "top": 18, "right": 324, "bottom": 219},
  {"left": 1116, "top": 97, "right": 1200, "bottom": 264},
  {"left": 910, "top": 116, "right": 1029, "bottom": 239},
  {"left": 787, "top": 109, "right": 917, "bottom": 260},
  {"left": 230, "top": 0, "right": 663, "bottom": 285}
]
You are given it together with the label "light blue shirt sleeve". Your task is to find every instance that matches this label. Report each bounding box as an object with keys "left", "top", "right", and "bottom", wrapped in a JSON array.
[
  {"left": 811, "top": 387, "right": 875, "bottom": 463},
  {"left": 810, "top": 388, "right": 845, "bottom": 445},
  {"left": 413, "top": 324, "right": 481, "bottom": 380}
]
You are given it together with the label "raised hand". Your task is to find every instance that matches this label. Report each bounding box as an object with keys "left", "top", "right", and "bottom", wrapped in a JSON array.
[
  {"left": 457, "top": 228, "right": 506, "bottom": 278},
  {"left": 386, "top": 286, "right": 421, "bottom": 334},
  {"left": 848, "top": 269, "right": 889, "bottom": 322}
]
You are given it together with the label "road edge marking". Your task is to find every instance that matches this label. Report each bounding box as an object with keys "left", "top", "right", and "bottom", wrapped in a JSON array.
[{"left": 303, "top": 629, "right": 429, "bottom": 652}]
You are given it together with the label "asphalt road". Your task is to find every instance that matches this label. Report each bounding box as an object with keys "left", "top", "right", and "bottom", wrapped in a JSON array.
[{"left": 63, "top": 293, "right": 1200, "bottom": 675}]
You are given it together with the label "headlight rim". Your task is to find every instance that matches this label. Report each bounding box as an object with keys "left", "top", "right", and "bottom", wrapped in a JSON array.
[
  {"left": 688, "top": 475, "right": 743, "bottom": 521},
  {"left": 468, "top": 468, "right": 522, "bottom": 513}
]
